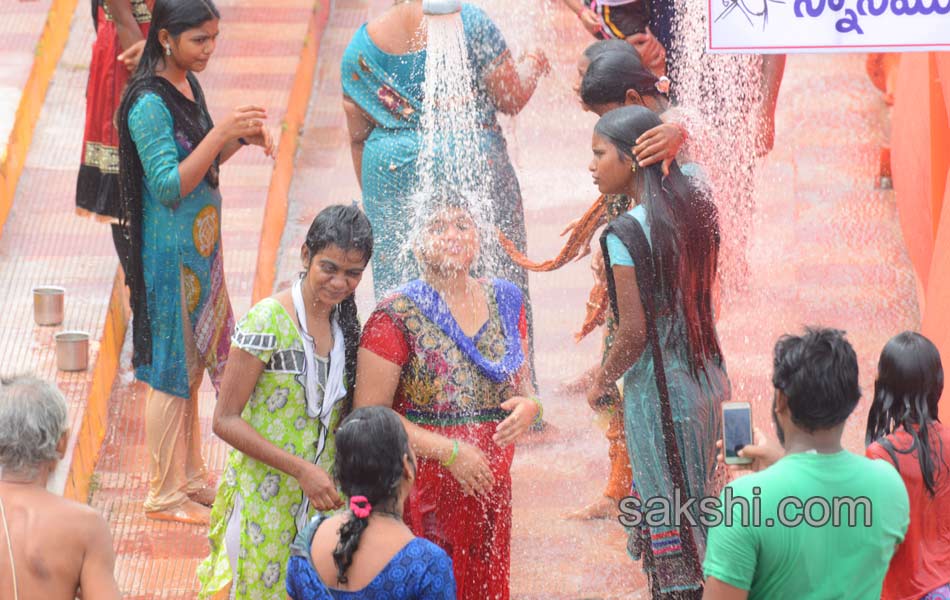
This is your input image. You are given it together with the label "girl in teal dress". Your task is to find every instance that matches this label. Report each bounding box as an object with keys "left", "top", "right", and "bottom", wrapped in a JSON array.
[
  {"left": 586, "top": 106, "right": 730, "bottom": 598},
  {"left": 117, "top": 0, "right": 273, "bottom": 524}
]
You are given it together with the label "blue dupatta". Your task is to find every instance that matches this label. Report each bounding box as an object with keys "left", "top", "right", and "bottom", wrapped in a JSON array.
[{"left": 401, "top": 278, "right": 524, "bottom": 383}]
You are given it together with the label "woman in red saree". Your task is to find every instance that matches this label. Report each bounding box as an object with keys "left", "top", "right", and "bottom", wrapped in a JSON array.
[
  {"left": 77, "top": 0, "right": 152, "bottom": 274},
  {"left": 355, "top": 202, "right": 541, "bottom": 600}
]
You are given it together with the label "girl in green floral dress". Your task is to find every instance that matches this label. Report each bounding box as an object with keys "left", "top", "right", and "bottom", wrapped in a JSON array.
[{"left": 197, "top": 205, "right": 373, "bottom": 599}]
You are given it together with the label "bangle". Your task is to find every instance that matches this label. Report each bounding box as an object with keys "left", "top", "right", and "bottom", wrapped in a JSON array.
[
  {"left": 441, "top": 440, "right": 459, "bottom": 468},
  {"left": 529, "top": 396, "right": 543, "bottom": 425}
]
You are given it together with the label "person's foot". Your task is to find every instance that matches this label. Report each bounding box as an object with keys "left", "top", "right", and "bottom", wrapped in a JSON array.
[
  {"left": 145, "top": 499, "right": 211, "bottom": 525},
  {"left": 188, "top": 483, "right": 218, "bottom": 507},
  {"left": 564, "top": 495, "right": 621, "bottom": 520}
]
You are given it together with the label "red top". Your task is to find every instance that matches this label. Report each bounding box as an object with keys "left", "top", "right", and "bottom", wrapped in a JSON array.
[
  {"left": 361, "top": 306, "right": 527, "bottom": 367},
  {"left": 866, "top": 423, "right": 950, "bottom": 600}
]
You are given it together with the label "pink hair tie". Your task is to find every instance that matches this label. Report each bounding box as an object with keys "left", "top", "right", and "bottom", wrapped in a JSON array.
[{"left": 350, "top": 496, "right": 372, "bottom": 519}]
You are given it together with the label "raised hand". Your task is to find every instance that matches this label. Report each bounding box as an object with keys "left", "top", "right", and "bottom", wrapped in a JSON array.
[
  {"left": 214, "top": 105, "right": 268, "bottom": 144},
  {"left": 634, "top": 122, "right": 685, "bottom": 175}
]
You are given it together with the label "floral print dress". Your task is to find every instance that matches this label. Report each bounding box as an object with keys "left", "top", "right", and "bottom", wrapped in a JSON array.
[{"left": 197, "top": 298, "right": 339, "bottom": 599}]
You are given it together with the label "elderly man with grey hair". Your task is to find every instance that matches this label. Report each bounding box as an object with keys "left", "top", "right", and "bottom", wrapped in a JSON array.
[{"left": 0, "top": 375, "right": 120, "bottom": 600}]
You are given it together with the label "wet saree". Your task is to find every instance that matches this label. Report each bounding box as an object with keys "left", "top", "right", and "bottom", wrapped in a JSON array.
[
  {"left": 340, "top": 4, "right": 529, "bottom": 302},
  {"left": 601, "top": 208, "right": 729, "bottom": 596},
  {"left": 360, "top": 278, "right": 528, "bottom": 600}
]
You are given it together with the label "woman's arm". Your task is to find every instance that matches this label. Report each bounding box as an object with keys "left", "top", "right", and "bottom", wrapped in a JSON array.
[
  {"left": 213, "top": 346, "right": 341, "bottom": 509},
  {"left": 213, "top": 348, "right": 314, "bottom": 479},
  {"left": 105, "top": 0, "right": 145, "bottom": 52},
  {"left": 355, "top": 347, "right": 496, "bottom": 496},
  {"left": 343, "top": 96, "right": 375, "bottom": 186},
  {"left": 589, "top": 265, "right": 647, "bottom": 401},
  {"left": 130, "top": 96, "right": 267, "bottom": 202},
  {"left": 355, "top": 349, "right": 457, "bottom": 464},
  {"left": 484, "top": 52, "right": 550, "bottom": 116}
]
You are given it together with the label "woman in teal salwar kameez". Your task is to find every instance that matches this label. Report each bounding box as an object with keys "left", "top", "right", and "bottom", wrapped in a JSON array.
[
  {"left": 117, "top": 0, "right": 274, "bottom": 525},
  {"left": 340, "top": 0, "right": 549, "bottom": 300},
  {"left": 586, "top": 106, "right": 730, "bottom": 599}
]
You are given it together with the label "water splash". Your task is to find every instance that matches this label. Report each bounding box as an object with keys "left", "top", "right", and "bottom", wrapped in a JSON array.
[
  {"left": 669, "top": 0, "right": 767, "bottom": 300},
  {"left": 407, "top": 12, "right": 499, "bottom": 276}
]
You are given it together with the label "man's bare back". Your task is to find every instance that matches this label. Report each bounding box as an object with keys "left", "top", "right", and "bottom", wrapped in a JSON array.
[{"left": 0, "top": 482, "right": 120, "bottom": 600}]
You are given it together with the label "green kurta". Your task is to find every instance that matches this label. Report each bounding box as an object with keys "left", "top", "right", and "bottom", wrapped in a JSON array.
[{"left": 197, "top": 298, "right": 341, "bottom": 599}]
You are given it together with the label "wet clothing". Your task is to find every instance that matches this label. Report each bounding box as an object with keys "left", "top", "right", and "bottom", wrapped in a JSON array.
[
  {"left": 286, "top": 514, "right": 456, "bottom": 600},
  {"left": 603, "top": 203, "right": 730, "bottom": 595},
  {"left": 339, "top": 4, "right": 529, "bottom": 302},
  {"left": 197, "top": 296, "right": 348, "bottom": 599},
  {"left": 703, "top": 451, "right": 909, "bottom": 599},
  {"left": 360, "top": 279, "right": 528, "bottom": 600},
  {"left": 867, "top": 424, "right": 950, "bottom": 600},
  {"left": 119, "top": 75, "right": 233, "bottom": 394}
]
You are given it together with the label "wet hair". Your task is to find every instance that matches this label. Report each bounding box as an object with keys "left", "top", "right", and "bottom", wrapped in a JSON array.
[
  {"left": 0, "top": 375, "right": 68, "bottom": 475},
  {"left": 581, "top": 48, "right": 660, "bottom": 108},
  {"left": 303, "top": 204, "right": 374, "bottom": 419},
  {"left": 582, "top": 38, "right": 639, "bottom": 62},
  {"left": 772, "top": 328, "right": 861, "bottom": 431},
  {"left": 866, "top": 331, "right": 947, "bottom": 496},
  {"left": 129, "top": 0, "right": 220, "bottom": 85},
  {"left": 594, "top": 106, "right": 722, "bottom": 373},
  {"left": 331, "top": 407, "right": 413, "bottom": 584}
]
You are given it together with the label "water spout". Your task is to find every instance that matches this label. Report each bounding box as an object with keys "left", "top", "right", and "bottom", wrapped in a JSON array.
[{"left": 422, "top": 0, "right": 462, "bottom": 15}]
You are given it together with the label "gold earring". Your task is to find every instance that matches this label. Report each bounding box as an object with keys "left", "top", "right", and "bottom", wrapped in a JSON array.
[{"left": 631, "top": 162, "right": 638, "bottom": 173}]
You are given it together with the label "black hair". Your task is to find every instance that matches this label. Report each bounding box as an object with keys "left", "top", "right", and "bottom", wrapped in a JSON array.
[
  {"left": 594, "top": 106, "right": 722, "bottom": 374},
  {"left": 129, "top": 0, "right": 220, "bottom": 87},
  {"left": 866, "top": 331, "right": 946, "bottom": 496},
  {"left": 581, "top": 48, "right": 660, "bottom": 108},
  {"left": 582, "top": 38, "right": 639, "bottom": 62},
  {"left": 303, "top": 204, "right": 374, "bottom": 418},
  {"left": 772, "top": 327, "right": 861, "bottom": 431},
  {"left": 331, "top": 406, "right": 412, "bottom": 584}
]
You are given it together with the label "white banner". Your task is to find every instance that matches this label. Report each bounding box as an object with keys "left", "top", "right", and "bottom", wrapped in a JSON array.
[{"left": 707, "top": 0, "right": 950, "bottom": 53}]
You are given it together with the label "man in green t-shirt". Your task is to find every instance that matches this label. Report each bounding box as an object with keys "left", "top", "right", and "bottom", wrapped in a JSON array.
[{"left": 702, "top": 328, "right": 909, "bottom": 600}]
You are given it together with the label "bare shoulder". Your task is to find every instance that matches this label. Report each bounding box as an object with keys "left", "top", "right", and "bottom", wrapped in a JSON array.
[
  {"left": 272, "top": 288, "right": 294, "bottom": 313},
  {"left": 65, "top": 498, "right": 111, "bottom": 536}
]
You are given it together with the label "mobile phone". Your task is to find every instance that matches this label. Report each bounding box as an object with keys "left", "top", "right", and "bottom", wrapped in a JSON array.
[{"left": 722, "top": 401, "right": 753, "bottom": 465}]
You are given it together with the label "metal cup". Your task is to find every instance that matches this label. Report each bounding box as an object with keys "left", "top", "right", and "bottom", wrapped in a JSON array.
[
  {"left": 55, "top": 331, "right": 90, "bottom": 371},
  {"left": 33, "top": 286, "right": 65, "bottom": 326}
]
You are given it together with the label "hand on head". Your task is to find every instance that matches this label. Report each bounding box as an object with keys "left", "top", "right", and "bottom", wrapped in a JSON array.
[{"left": 634, "top": 122, "right": 685, "bottom": 176}]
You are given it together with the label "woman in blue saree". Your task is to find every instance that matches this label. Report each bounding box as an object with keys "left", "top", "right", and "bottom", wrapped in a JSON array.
[
  {"left": 586, "top": 105, "right": 730, "bottom": 598},
  {"left": 340, "top": 0, "right": 549, "bottom": 300}
]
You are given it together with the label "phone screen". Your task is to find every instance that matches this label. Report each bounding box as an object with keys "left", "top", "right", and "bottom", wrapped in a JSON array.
[{"left": 723, "top": 406, "right": 752, "bottom": 458}]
